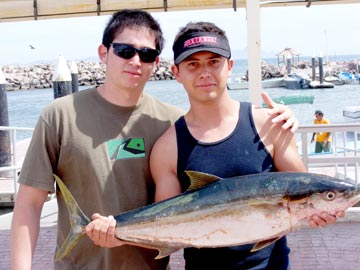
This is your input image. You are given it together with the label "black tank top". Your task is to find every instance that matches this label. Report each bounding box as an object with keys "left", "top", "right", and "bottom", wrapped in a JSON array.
[{"left": 175, "top": 102, "right": 290, "bottom": 270}]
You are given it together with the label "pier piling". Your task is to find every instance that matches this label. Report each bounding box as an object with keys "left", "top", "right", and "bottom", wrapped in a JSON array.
[
  {"left": 70, "top": 61, "right": 79, "bottom": 93},
  {"left": 286, "top": 57, "right": 291, "bottom": 74},
  {"left": 52, "top": 55, "right": 72, "bottom": 99},
  {"left": 311, "top": 54, "right": 316, "bottom": 81},
  {"left": 318, "top": 55, "right": 324, "bottom": 84}
]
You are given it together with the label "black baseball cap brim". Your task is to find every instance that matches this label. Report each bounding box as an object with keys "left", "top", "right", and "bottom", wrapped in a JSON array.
[{"left": 173, "top": 32, "right": 231, "bottom": 65}]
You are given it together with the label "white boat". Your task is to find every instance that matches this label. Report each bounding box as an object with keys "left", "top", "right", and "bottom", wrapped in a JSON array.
[
  {"left": 343, "top": 106, "right": 360, "bottom": 119},
  {"left": 227, "top": 77, "right": 286, "bottom": 90}
]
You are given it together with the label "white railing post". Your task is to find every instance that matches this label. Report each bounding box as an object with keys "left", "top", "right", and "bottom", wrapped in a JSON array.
[
  {"left": 0, "top": 126, "right": 34, "bottom": 202},
  {"left": 301, "top": 132, "right": 309, "bottom": 169}
]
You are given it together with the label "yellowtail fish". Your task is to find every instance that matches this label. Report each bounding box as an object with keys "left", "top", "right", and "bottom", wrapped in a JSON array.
[{"left": 54, "top": 171, "right": 360, "bottom": 260}]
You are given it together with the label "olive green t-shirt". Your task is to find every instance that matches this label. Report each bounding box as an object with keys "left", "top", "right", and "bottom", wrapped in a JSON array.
[{"left": 18, "top": 88, "right": 184, "bottom": 270}]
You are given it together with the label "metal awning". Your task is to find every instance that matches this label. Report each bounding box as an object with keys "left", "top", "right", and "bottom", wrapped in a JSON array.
[
  {"left": 0, "top": 0, "right": 358, "bottom": 22},
  {"left": 1, "top": 0, "right": 359, "bottom": 104}
]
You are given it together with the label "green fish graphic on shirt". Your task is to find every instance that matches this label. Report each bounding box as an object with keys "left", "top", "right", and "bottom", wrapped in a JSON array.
[{"left": 107, "top": 138, "right": 145, "bottom": 160}]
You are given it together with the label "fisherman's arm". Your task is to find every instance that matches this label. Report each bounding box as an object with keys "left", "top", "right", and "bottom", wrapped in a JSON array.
[
  {"left": 10, "top": 184, "right": 48, "bottom": 270},
  {"left": 261, "top": 92, "right": 299, "bottom": 133},
  {"left": 86, "top": 214, "right": 162, "bottom": 250},
  {"left": 150, "top": 125, "right": 182, "bottom": 202},
  {"left": 323, "top": 118, "right": 331, "bottom": 145},
  {"left": 85, "top": 213, "right": 124, "bottom": 248},
  {"left": 311, "top": 132, "right": 316, "bottom": 143},
  {"left": 273, "top": 132, "right": 306, "bottom": 173}
]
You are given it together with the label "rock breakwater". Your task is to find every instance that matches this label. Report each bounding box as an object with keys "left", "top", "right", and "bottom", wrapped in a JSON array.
[
  {"left": 241, "top": 59, "right": 360, "bottom": 81},
  {"left": 1, "top": 59, "right": 175, "bottom": 91},
  {"left": 1, "top": 58, "right": 358, "bottom": 91}
]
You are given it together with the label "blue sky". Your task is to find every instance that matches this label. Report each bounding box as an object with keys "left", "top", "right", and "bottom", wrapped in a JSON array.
[{"left": 0, "top": 4, "right": 359, "bottom": 65}]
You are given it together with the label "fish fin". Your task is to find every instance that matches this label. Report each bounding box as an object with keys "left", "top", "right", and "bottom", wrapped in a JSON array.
[
  {"left": 251, "top": 237, "right": 282, "bottom": 252},
  {"left": 155, "top": 247, "right": 181, "bottom": 259},
  {"left": 53, "top": 174, "right": 91, "bottom": 261},
  {"left": 185, "top": 170, "right": 221, "bottom": 191}
]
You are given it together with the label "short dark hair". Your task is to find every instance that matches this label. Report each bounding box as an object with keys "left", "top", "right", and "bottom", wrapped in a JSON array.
[
  {"left": 315, "top": 110, "right": 324, "bottom": 116},
  {"left": 102, "top": 9, "right": 164, "bottom": 52}
]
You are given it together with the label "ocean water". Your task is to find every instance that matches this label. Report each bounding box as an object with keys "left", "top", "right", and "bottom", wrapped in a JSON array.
[
  {"left": 5, "top": 56, "right": 360, "bottom": 141},
  {"left": 6, "top": 81, "right": 360, "bottom": 140}
]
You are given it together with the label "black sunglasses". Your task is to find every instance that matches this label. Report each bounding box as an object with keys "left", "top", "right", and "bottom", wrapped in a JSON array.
[{"left": 111, "top": 43, "right": 160, "bottom": 63}]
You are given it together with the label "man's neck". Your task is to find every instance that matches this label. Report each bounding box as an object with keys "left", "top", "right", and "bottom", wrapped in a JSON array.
[
  {"left": 97, "top": 84, "right": 143, "bottom": 107},
  {"left": 185, "top": 98, "right": 239, "bottom": 142}
]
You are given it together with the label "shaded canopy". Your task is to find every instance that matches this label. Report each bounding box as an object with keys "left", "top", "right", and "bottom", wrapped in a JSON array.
[
  {"left": 0, "top": 0, "right": 359, "bottom": 22},
  {"left": 277, "top": 47, "right": 301, "bottom": 66}
]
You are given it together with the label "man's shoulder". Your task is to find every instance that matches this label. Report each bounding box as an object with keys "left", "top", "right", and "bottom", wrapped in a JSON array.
[
  {"left": 40, "top": 88, "right": 96, "bottom": 118},
  {"left": 324, "top": 118, "right": 330, "bottom": 124},
  {"left": 144, "top": 93, "right": 180, "bottom": 109},
  {"left": 143, "top": 93, "right": 184, "bottom": 119},
  {"left": 152, "top": 124, "right": 177, "bottom": 154}
]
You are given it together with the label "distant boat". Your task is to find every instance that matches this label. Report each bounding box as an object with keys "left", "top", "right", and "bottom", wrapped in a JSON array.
[
  {"left": 284, "top": 73, "right": 311, "bottom": 90},
  {"left": 343, "top": 106, "right": 360, "bottom": 119},
  {"left": 324, "top": 76, "right": 345, "bottom": 86},
  {"left": 227, "top": 77, "right": 286, "bottom": 90},
  {"left": 338, "top": 72, "right": 359, "bottom": 84},
  {"left": 262, "top": 95, "right": 314, "bottom": 107}
]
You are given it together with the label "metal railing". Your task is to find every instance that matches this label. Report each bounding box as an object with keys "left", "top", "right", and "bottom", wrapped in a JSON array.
[
  {"left": 1, "top": 124, "right": 360, "bottom": 201},
  {"left": 0, "top": 126, "right": 34, "bottom": 198},
  {"left": 297, "top": 123, "right": 360, "bottom": 183}
]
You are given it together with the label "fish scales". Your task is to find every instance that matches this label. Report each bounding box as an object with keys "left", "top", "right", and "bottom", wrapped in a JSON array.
[
  {"left": 115, "top": 198, "right": 292, "bottom": 248},
  {"left": 114, "top": 172, "right": 355, "bottom": 226},
  {"left": 53, "top": 171, "right": 360, "bottom": 260}
]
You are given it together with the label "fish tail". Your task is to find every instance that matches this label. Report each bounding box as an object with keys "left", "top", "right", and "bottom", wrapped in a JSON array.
[{"left": 53, "top": 174, "right": 91, "bottom": 261}]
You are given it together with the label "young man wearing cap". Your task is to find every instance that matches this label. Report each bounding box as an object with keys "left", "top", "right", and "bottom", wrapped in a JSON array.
[
  {"left": 311, "top": 110, "right": 332, "bottom": 153},
  {"left": 149, "top": 22, "right": 343, "bottom": 270}
]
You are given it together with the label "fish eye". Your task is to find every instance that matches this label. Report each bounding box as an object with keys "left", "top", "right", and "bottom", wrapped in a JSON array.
[{"left": 324, "top": 191, "right": 336, "bottom": 201}]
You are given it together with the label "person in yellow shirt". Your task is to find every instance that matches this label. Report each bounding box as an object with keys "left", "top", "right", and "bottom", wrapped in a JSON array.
[{"left": 311, "top": 110, "right": 332, "bottom": 153}]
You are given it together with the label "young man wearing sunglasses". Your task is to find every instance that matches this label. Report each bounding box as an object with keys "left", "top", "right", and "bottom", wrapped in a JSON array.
[{"left": 10, "top": 9, "right": 183, "bottom": 270}]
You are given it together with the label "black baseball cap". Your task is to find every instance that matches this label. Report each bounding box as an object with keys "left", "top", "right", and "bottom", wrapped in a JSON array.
[
  {"left": 173, "top": 32, "right": 231, "bottom": 65},
  {"left": 315, "top": 110, "right": 323, "bottom": 116}
]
